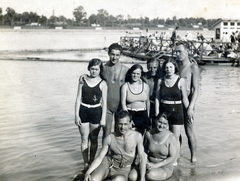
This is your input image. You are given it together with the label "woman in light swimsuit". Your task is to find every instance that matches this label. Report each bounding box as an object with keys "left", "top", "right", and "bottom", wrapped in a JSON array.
[
  {"left": 129, "top": 112, "right": 177, "bottom": 181},
  {"left": 121, "top": 64, "right": 150, "bottom": 135},
  {"left": 75, "top": 59, "right": 108, "bottom": 170},
  {"left": 155, "top": 58, "right": 189, "bottom": 165}
]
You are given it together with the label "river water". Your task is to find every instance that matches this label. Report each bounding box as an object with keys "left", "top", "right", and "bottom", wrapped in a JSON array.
[
  {"left": 0, "top": 29, "right": 240, "bottom": 181},
  {"left": 0, "top": 58, "right": 240, "bottom": 181}
]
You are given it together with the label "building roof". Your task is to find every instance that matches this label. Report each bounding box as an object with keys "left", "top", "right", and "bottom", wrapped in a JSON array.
[{"left": 210, "top": 18, "right": 240, "bottom": 29}]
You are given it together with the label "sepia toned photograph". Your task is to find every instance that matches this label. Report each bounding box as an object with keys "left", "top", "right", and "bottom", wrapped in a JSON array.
[{"left": 0, "top": 0, "right": 240, "bottom": 180}]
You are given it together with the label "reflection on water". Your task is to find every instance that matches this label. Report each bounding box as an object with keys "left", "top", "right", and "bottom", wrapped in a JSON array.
[{"left": 0, "top": 59, "right": 240, "bottom": 181}]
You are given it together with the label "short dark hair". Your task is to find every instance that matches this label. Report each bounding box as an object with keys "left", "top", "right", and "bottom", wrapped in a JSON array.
[
  {"left": 175, "top": 41, "right": 189, "bottom": 49},
  {"left": 108, "top": 43, "right": 123, "bottom": 54},
  {"left": 115, "top": 110, "right": 132, "bottom": 123},
  {"left": 156, "top": 112, "right": 169, "bottom": 122},
  {"left": 87, "top": 58, "right": 103, "bottom": 73},
  {"left": 161, "top": 58, "right": 179, "bottom": 74},
  {"left": 125, "top": 64, "right": 144, "bottom": 82}
]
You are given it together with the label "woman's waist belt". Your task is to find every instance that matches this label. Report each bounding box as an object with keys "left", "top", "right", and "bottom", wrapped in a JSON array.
[
  {"left": 127, "top": 107, "right": 146, "bottom": 111},
  {"left": 161, "top": 100, "right": 182, "bottom": 104},
  {"left": 81, "top": 102, "right": 101, "bottom": 108}
]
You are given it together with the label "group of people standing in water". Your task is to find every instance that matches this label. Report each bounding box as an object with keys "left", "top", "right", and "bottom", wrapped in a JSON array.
[{"left": 74, "top": 42, "right": 200, "bottom": 181}]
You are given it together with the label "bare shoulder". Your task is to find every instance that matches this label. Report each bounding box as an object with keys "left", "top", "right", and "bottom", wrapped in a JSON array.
[
  {"left": 129, "top": 129, "right": 143, "bottom": 142},
  {"left": 190, "top": 63, "right": 200, "bottom": 72},
  {"left": 144, "top": 130, "right": 152, "bottom": 140},
  {"left": 100, "top": 80, "right": 107, "bottom": 87},
  {"left": 143, "top": 82, "right": 150, "bottom": 90},
  {"left": 121, "top": 82, "right": 128, "bottom": 90},
  {"left": 103, "top": 134, "right": 112, "bottom": 146},
  {"left": 168, "top": 131, "right": 177, "bottom": 143}
]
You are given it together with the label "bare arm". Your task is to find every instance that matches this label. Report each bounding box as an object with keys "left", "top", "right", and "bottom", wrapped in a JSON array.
[
  {"left": 147, "top": 134, "right": 177, "bottom": 169},
  {"left": 179, "top": 78, "right": 189, "bottom": 110},
  {"left": 120, "top": 83, "right": 128, "bottom": 111},
  {"left": 136, "top": 133, "right": 146, "bottom": 181},
  {"left": 155, "top": 79, "right": 161, "bottom": 116},
  {"left": 84, "top": 136, "right": 111, "bottom": 181},
  {"left": 75, "top": 82, "right": 83, "bottom": 127},
  {"left": 100, "top": 81, "right": 108, "bottom": 126},
  {"left": 188, "top": 64, "right": 200, "bottom": 121},
  {"left": 145, "top": 83, "right": 150, "bottom": 118}
]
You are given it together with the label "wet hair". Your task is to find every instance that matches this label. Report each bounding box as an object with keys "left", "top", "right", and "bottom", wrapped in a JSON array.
[
  {"left": 156, "top": 112, "right": 169, "bottom": 122},
  {"left": 125, "top": 64, "right": 144, "bottom": 82},
  {"left": 161, "top": 58, "right": 179, "bottom": 75},
  {"left": 108, "top": 43, "right": 123, "bottom": 54},
  {"left": 87, "top": 58, "right": 103, "bottom": 73},
  {"left": 115, "top": 110, "right": 132, "bottom": 123}
]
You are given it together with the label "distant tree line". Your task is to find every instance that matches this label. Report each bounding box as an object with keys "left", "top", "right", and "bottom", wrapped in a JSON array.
[{"left": 0, "top": 6, "right": 217, "bottom": 29}]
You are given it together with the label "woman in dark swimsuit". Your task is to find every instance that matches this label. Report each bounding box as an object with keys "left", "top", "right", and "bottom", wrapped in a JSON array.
[
  {"left": 155, "top": 58, "right": 189, "bottom": 165},
  {"left": 75, "top": 59, "right": 108, "bottom": 170}
]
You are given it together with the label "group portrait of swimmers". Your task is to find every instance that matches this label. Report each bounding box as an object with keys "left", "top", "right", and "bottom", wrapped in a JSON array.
[{"left": 74, "top": 42, "right": 200, "bottom": 181}]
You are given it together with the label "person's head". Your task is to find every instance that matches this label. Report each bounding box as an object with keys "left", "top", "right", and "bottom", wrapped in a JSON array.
[
  {"left": 87, "top": 58, "right": 103, "bottom": 77},
  {"left": 125, "top": 64, "right": 144, "bottom": 82},
  {"left": 155, "top": 112, "right": 169, "bottom": 132},
  {"left": 162, "top": 58, "right": 179, "bottom": 75},
  {"left": 115, "top": 110, "right": 132, "bottom": 134},
  {"left": 175, "top": 41, "right": 189, "bottom": 62},
  {"left": 108, "top": 43, "right": 123, "bottom": 65},
  {"left": 147, "top": 58, "right": 160, "bottom": 77}
]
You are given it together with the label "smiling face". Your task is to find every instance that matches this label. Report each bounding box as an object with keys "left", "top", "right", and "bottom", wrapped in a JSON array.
[
  {"left": 131, "top": 68, "right": 142, "bottom": 82},
  {"left": 147, "top": 61, "right": 159, "bottom": 77},
  {"left": 89, "top": 65, "right": 101, "bottom": 78},
  {"left": 108, "top": 49, "right": 121, "bottom": 65},
  {"left": 165, "top": 62, "right": 175, "bottom": 76},
  {"left": 156, "top": 116, "right": 169, "bottom": 132},
  {"left": 117, "top": 117, "right": 131, "bottom": 135}
]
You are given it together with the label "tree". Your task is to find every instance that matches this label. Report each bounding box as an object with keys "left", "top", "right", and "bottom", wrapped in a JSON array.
[
  {"left": 116, "top": 14, "right": 124, "bottom": 26},
  {"left": 88, "top": 14, "right": 98, "bottom": 25},
  {"left": 5, "top": 7, "right": 16, "bottom": 25},
  {"left": 73, "top": 6, "right": 86, "bottom": 26},
  {"left": 97, "top": 9, "right": 109, "bottom": 26}
]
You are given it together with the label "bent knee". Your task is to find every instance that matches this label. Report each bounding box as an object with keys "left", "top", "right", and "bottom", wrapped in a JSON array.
[
  {"left": 128, "top": 170, "right": 138, "bottom": 181},
  {"left": 147, "top": 170, "right": 167, "bottom": 181},
  {"left": 112, "top": 175, "right": 127, "bottom": 181}
]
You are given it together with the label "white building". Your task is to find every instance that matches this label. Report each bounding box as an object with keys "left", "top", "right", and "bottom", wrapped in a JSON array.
[{"left": 210, "top": 19, "right": 240, "bottom": 41}]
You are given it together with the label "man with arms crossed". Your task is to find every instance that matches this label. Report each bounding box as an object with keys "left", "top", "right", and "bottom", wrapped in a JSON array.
[
  {"left": 175, "top": 41, "right": 200, "bottom": 163},
  {"left": 84, "top": 110, "right": 146, "bottom": 181}
]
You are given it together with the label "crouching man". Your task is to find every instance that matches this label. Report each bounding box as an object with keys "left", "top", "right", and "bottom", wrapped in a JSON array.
[{"left": 84, "top": 110, "right": 146, "bottom": 181}]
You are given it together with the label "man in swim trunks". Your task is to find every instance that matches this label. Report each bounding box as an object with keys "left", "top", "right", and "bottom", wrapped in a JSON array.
[
  {"left": 175, "top": 41, "right": 200, "bottom": 163},
  {"left": 84, "top": 110, "right": 146, "bottom": 181},
  {"left": 101, "top": 43, "right": 129, "bottom": 137}
]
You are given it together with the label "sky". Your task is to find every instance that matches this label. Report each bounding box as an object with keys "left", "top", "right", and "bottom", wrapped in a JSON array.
[{"left": 1, "top": 0, "right": 240, "bottom": 20}]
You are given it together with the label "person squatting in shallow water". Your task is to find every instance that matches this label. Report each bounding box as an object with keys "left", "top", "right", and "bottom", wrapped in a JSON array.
[
  {"left": 155, "top": 58, "right": 189, "bottom": 166},
  {"left": 175, "top": 41, "right": 200, "bottom": 163},
  {"left": 121, "top": 64, "right": 150, "bottom": 135},
  {"left": 84, "top": 110, "right": 146, "bottom": 181},
  {"left": 128, "top": 112, "right": 177, "bottom": 181},
  {"left": 74, "top": 58, "right": 108, "bottom": 171}
]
